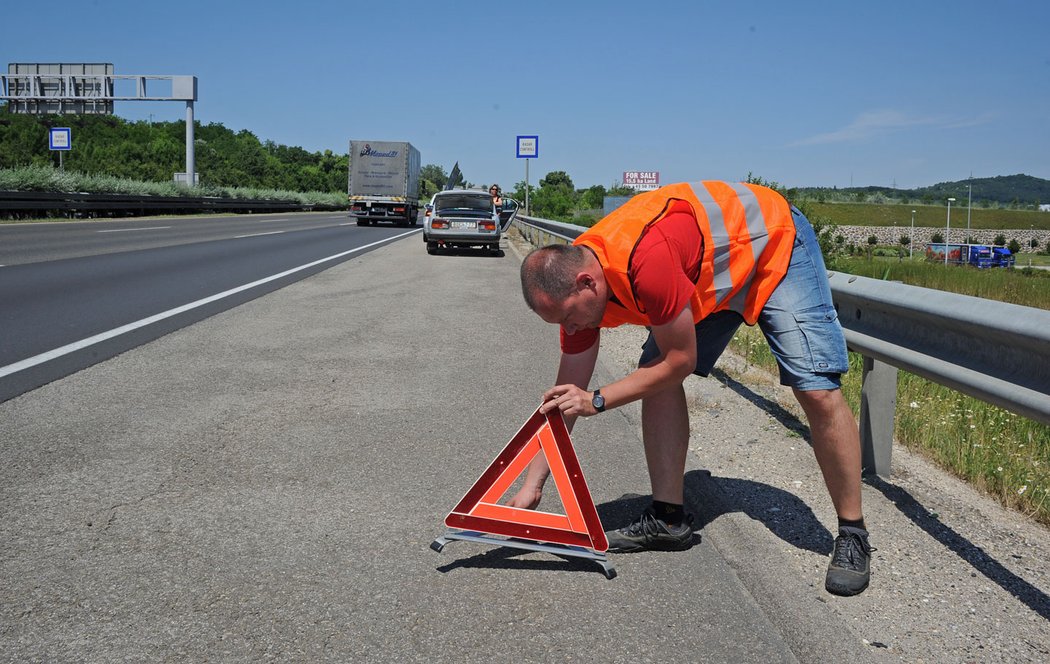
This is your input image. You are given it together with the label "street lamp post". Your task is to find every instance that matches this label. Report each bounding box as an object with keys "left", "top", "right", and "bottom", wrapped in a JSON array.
[
  {"left": 910, "top": 209, "right": 916, "bottom": 259},
  {"left": 966, "top": 181, "right": 972, "bottom": 239},
  {"left": 945, "top": 197, "right": 956, "bottom": 266}
]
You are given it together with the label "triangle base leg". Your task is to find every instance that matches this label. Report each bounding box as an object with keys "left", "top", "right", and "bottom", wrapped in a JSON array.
[{"left": 430, "top": 529, "right": 617, "bottom": 580}]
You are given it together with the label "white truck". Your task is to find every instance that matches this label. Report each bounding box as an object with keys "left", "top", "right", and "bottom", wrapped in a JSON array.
[{"left": 347, "top": 140, "right": 421, "bottom": 227}]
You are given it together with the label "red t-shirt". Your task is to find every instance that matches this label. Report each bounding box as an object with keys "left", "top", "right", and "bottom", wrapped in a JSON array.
[{"left": 561, "top": 203, "right": 702, "bottom": 353}]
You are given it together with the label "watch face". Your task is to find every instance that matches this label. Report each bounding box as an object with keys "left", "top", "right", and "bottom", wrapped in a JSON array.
[{"left": 593, "top": 393, "right": 605, "bottom": 409}]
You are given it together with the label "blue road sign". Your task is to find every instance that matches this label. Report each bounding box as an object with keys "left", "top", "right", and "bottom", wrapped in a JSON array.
[
  {"left": 516, "top": 135, "right": 538, "bottom": 159},
  {"left": 49, "top": 127, "right": 72, "bottom": 151}
]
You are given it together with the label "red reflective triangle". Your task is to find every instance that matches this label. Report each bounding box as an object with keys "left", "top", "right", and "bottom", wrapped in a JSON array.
[{"left": 444, "top": 408, "right": 608, "bottom": 552}]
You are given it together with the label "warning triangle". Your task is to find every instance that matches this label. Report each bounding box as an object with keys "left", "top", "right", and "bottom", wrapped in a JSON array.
[{"left": 444, "top": 407, "right": 608, "bottom": 552}]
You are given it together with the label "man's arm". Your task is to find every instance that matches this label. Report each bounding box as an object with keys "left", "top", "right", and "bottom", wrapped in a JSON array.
[
  {"left": 601, "top": 304, "right": 697, "bottom": 409},
  {"left": 505, "top": 337, "right": 600, "bottom": 509},
  {"left": 541, "top": 303, "right": 697, "bottom": 417}
]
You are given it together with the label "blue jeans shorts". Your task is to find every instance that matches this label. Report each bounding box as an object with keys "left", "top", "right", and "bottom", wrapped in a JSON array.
[{"left": 639, "top": 207, "right": 849, "bottom": 391}]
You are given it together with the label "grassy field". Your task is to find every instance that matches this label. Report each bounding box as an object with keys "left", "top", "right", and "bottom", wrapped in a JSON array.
[
  {"left": 729, "top": 257, "right": 1050, "bottom": 525},
  {"left": 805, "top": 201, "right": 1050, "bottom": 232},
  {"left": 826, "top": 256, "right": 1050, "bottom": 309}
]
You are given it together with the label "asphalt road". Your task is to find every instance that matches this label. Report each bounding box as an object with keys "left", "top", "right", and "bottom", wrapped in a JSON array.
[
  {"left": 4, "top": 226, "right": 1047, "bottom": 662},
  {"left": 0, "top": 214, "right": 415, "bottom": 402},
  {"left": 0, "top": 232, "right": 823, "bottom": 662},
  {"left": 0, "top": 212, "right": 368, "bottom": 266}
]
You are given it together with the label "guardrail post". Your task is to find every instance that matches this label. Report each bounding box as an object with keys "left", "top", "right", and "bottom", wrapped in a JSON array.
[{"left": 859, "top": 355, "right": 897, "bottom": 477}]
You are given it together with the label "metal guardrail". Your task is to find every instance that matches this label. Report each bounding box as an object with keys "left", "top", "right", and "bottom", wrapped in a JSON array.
[
  {"left": 0, "top": 190, "right": 346, "bottom": 217},
  {"left": 512, "top": 215, "right": 1050, "bottom": 477}
]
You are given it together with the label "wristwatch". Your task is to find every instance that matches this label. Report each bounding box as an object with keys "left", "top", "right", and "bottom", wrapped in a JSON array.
[{"left": 591, "top": 388, "right": 606, "bottom": 413}]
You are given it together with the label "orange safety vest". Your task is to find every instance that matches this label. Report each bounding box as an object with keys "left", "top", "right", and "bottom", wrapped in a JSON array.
[{"left": 575, "top": 181, "right": 796, "bottom": 327}]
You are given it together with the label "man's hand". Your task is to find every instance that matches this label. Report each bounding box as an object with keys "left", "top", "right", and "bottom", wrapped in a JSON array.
[
  {"left": 540, "top": 384, "right": 597, "bottom": 417},
  {"left": 506, "top": 485, "right": 543, "bottom": 510}
]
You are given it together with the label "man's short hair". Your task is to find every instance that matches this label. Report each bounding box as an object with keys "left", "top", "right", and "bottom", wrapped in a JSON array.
[{"left": 520, "top": 244, "right": 588, "bottom": 311}]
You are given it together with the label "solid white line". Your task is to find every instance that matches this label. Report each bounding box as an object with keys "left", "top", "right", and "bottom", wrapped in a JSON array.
[
  {"left": 97, "top": 226, "right": 172, "bottom": 233},
  {"left": 0, "top": 230, "right": 419, "bottom": 380},
  {"left": 235, "top": 230, "right": 285, "bottom": 239}
]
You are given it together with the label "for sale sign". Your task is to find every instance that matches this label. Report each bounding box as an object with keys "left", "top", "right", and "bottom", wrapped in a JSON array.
[{"left": 623, "top": 171, "right": 659, "bottom": 191}]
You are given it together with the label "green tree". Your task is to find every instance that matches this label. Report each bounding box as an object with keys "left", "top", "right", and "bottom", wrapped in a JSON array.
[
  {"left": 607, "top": 184, "right": 635, "bottom": 197},
  {"left": 531, "top": 185, "right": 575, "bottom": 220},
  {"left": 420, "top": 164, "right": 448, "bottom": 198},
  {"left": 0, "top": 112, "right": 352, "bottom": 194},
  {"left": 540, "top": 170, "right": 574, "bottom": 190},
  {"left": 579, "top": 184, "right": 606, "bottom": 210},
  {"left": 531, "top": 171, "right": 577, "bottom": 220},
  {"left": 509, "top": 180, "right": 533, "bottom": 207}
]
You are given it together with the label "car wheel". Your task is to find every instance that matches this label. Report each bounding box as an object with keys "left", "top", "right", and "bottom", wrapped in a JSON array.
[{"left": 426, "top": 241, "right": 438, "bottom": 255}]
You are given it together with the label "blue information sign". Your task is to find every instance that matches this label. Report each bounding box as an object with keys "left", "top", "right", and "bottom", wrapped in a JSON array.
[
  {"left": 49, "top": 127, "right": 72, "bottom": 151},
  {"left": 516, "top": 135, "right": 538, "bottom": 159}
]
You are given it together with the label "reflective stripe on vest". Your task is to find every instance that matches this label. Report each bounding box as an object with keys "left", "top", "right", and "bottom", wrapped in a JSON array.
[{"left": 575, "top": 181, "right": 796, "bottom": 327}]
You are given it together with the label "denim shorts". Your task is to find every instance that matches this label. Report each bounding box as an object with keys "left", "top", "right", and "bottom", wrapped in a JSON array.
[{"left": 638, "top": 207, "right": 848, "bottom": 391}]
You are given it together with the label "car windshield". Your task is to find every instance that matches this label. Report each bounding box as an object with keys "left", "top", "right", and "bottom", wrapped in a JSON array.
[{"left": 435, "top": 194, "right": 492, "bottom": 213}]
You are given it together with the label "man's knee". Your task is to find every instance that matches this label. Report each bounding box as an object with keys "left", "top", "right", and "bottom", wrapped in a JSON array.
[
  {"left": 793, "top": 387, "right": 845, "bottom": 416},
  {"left": 642, "top": 382, "right": 687, "bottom": 408}
]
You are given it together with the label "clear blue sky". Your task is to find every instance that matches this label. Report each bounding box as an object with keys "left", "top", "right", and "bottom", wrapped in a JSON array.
[{"left": 5, "top": 0, "right": 1048, "bottom": 191}]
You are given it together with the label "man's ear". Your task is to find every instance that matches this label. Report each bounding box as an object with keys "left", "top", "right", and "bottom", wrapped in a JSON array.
[{"left": 576, "top": 272, "right": 596, "bottom": 292}]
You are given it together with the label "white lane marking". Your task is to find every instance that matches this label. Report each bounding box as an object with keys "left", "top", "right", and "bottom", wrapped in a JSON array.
[
  {"left": 235, "top": 230, "right": 285, "bottom": 239},
  {"left": 97, "top": 226, "right": 172, "bottom": 233},
  {"left": 0, "top": 230, "right": 419, "bottom": 380},
  {"left": 339, "top": 222, "right": 355, "bottom": 226}
]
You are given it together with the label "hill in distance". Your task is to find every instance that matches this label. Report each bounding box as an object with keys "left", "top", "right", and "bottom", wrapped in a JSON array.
[{"left": 797, "top": 174, "right": 1050, "bottom": 206}]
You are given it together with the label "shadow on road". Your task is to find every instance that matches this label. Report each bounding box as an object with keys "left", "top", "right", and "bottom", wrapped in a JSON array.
[
  {"left": 707, "top": 365, "right": 1050, "bottom": 619},
  {"left": 865, "top": 475, "right": 1050, "bottom": 620},
  {"left": 433, "top": 542, "right": 602, "bottom": 577},
  {"left": 426, "top": 246, "right": 505, "bottom": 259}
]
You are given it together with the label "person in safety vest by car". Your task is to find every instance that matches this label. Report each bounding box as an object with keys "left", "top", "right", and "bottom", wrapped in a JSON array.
[{"left": 515, "top": 180, "right": 873, "bottom": 597}]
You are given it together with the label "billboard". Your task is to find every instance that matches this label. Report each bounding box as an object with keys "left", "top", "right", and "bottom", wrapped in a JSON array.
[
  {"left": 5, "top": 63, "right": 114, "bottom": 114},
  {"left": 623, "top": 171, "right": 660, "bottom": 191}
]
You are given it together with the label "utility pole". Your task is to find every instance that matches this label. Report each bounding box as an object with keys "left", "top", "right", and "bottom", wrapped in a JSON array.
[{"left": 967, "top": 175, "right": 972, "bottom": 239}]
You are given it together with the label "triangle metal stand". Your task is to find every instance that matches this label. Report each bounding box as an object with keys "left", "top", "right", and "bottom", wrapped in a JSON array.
[{"left": 431, "top": 529, "right": 617, "bottom": 579}]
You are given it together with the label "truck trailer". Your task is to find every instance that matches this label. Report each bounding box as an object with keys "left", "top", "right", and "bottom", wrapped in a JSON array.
[
  {"left": 348, "top": 140, "right": 421, "bottom": 226},
  {"left": 924, "top": 243, "right": 1013, "bottom": 268}
]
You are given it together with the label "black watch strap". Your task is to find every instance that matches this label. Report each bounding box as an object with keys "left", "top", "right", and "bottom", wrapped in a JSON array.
[{"left": 592, "top": 388, "right": 606, "bottom": 413}]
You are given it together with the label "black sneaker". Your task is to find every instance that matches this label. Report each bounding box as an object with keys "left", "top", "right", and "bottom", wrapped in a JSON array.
[
  {"left": 605, "top": 508, "right": 695, "bottom": 553},
  {"left": 825, "top": 526, "right": 874, "bottom": 596}
]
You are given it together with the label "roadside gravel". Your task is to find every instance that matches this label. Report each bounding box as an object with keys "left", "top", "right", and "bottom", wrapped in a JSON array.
[{"left": 508, "top": 229, "right": 1050, "bottom": 663}]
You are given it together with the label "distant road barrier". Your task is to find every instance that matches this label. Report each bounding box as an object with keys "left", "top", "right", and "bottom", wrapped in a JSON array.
[
  {"left": 0, "top": 190, "right": 347, "bottom": 218},
  {"left": 513, "top": 215, "right": 1050, "bottom": 477}
]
